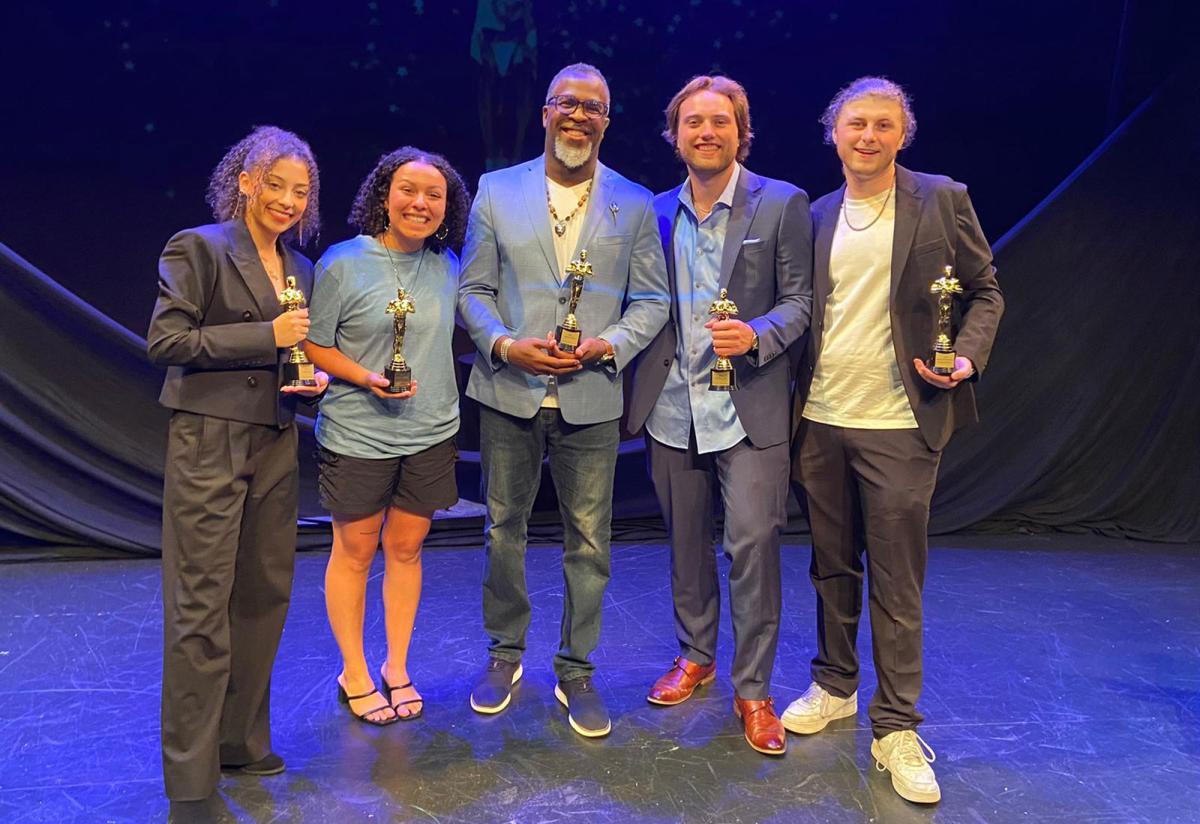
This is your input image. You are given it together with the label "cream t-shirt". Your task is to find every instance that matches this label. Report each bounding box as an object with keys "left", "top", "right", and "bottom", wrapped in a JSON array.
[{"left": 803, "top": 187, "right": 918, "bottom": 429}]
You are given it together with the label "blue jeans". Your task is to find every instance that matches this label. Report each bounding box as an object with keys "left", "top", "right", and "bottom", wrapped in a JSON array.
[{"left": 479, "top": 406, "right": 619, "bottom": 680}]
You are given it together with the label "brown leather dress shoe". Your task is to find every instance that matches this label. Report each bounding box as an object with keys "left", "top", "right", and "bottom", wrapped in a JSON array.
[
  {"left": 647, "top": 657, "right": 717, "bottom": 706},
  {"left": 734, "top": 696, "right": 787, "bottom": 755}
]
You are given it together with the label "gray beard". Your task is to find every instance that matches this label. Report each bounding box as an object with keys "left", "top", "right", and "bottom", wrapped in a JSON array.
[{"left": 553, "top": 135, "right": 593, "bottom": 169}]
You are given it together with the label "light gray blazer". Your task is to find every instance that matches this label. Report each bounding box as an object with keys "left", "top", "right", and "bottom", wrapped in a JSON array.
[{"left": 458, "top": 156, "right": 670, "bottom": 425}]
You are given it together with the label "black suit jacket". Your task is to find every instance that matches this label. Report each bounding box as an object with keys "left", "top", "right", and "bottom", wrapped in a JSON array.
[
  {"left": 793, "top": 165, "right": 1004, "bottom": 452},
  {"left": 147, "top": 220, "right": 314, "bottom": 427},
  {"left": 627, "top": 167, "right": 813, "bottom": 448}
]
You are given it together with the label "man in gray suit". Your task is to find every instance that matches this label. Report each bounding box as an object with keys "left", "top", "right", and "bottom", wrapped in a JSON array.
[
  {"left": 785, "top": 77, "right": 1003, "bottom": 803},
  {"left": 626, "top": 75, "right": 812, "bottom": 755},
  {"left": 459, "top": 62, "right": 670, "bottom": 738}
]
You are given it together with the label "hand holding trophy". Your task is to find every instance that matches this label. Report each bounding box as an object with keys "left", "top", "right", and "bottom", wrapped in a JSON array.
[
  {"left": 277, "top": 276, "right": 317, "bottom": 387},
  {"left": 708, "top": 288, "right": 739, "bottom": 392},
  {"left": 928, "top": 265, "right": 964, "bottom": 376},
  {"left": 555, "top": 249, "right": 593, "bottom": 354},
  {"left": 384, "top": 288, "right": 416, "bottom": 393}
]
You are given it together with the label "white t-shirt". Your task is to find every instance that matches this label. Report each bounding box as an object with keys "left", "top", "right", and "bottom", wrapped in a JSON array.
[{"left": 803, "top": 187, "right": 918, "bottom": 429}]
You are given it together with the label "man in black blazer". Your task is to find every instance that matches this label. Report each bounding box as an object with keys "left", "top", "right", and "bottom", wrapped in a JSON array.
[
  {"left": 786, "top": 77, "right": 1003, "bottom": 803},
  {"left": 627, "top": 75, "right": 812, "bottom": 755}
]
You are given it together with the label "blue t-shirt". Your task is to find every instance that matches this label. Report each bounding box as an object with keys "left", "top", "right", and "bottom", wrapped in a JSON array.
[{"left": 308, "top": 235, "right": 460, "bottom": 458}]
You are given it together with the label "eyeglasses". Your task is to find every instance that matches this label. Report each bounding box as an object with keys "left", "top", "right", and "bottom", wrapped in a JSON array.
[{"left": 545, "top": 95, "right": 610, "bottom": 119}]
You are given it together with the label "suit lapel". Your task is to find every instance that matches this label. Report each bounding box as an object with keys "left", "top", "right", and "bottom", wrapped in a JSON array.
[
  {"left": 813, "top": 185, "right": 842, "bottom": 329},
  {"left": 718, "top": 168, "right": 764, "bottom": 290},
  {"left": 225, "top": 220, "right": 281, "bottom": 320},
  {"left": 574, "top": 163, "right": 616, "bottom": 262},
  {"left": 655, "top": 186, "right": 683, "bottom": 323},
  {"left": 520, "top": 157, "right": 560, "bottom": 281},
  {"left": 890, "top": 164, "right": 922, "bottom": 306}
]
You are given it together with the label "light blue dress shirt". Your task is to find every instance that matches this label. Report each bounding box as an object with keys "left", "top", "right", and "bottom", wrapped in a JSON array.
[{"left": 646, "top": 165, "right": 748, "bottom": 454}]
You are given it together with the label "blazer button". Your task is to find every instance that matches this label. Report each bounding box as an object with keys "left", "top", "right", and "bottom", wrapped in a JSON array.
[
  {"left": 242, "top": 310, "right": 253, "bottom": 321},
  {"left": 662, "top": 358, "right": 671, "bottom": 367},
  {"left": 559, "top": 296, "right": 567, "bottom": 304},
  {"left": 247, "top": 376, "right": 258, "bottom": 388}
]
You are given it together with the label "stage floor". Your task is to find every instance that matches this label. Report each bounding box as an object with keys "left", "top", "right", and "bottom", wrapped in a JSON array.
[{"left": 0, "top": 535, "right": 1196, "bottom": 823}]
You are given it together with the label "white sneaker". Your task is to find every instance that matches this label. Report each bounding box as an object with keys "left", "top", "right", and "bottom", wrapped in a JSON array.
[
  {"left": 871, "top": 729, "right": 941, "bottom": 804},
  {"left": 780, "top": 683, "right": 857, "bottom": 734}
]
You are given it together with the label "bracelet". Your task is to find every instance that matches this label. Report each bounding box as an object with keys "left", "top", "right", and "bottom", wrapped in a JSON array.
[{"left": 499, "top": 337, "right": 513, "bottom": 364}]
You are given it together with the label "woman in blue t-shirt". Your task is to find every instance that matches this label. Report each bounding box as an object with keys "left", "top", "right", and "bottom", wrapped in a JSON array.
[{"left": 306, "top": 147, "right": 469, "bottom": 725}]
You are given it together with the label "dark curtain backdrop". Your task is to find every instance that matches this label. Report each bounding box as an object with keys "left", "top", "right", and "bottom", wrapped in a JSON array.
[{"left": 1, "top": 1, "right": 1197, "bottom": 553}]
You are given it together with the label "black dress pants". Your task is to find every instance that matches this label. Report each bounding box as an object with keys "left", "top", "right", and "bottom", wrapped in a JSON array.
[
  {"left": 160, "top": 412, "right": 298, "bottom": 800},
  {"left": 793, "top": 419, "right": 941, "bottom": 737}
]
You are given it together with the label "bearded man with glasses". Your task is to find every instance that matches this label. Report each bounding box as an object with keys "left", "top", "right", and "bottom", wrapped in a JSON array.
[{"left": 459, "top": 62, "right": 669, "bottom": 738}]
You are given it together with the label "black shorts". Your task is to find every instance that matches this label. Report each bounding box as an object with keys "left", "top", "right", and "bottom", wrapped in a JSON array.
[{"left": 317, "top": 437, "right": 459, "bottom": 517}]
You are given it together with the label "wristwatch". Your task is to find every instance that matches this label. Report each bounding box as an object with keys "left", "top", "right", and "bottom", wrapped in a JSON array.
[{"left": 598, "top": 339, "right": 615, "bottom": 364}]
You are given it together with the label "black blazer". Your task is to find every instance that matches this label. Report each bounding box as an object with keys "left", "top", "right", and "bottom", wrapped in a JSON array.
[
  {"left": 147, "top": 220, "right": 314, "bottom": 427},
  {"left": 793, "top": 165, "right": 1005, "bottom": 452},
  {"left": 626, "top": 167, "right": 813, "bottom": 448}
]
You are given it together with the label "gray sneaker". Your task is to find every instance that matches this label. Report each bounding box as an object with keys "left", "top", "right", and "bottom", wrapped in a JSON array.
[
  {"left": 469, "top": 658, "right": 523, "bottom": 714},
  {"left": 555, "top": 676, "right": 611, "bottom": 737}
]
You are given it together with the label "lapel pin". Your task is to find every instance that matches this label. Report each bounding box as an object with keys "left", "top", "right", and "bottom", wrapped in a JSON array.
[{"left": 609, "top": 201, "right": 620, "bottom": 220}]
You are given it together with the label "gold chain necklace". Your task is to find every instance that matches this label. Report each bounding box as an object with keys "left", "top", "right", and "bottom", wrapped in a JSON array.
[
  {"left": 841, "top": 185, "right": 894, "bottom": 232},
  {"left": 547, "top": 179, "right": 593, "bottom": 237}
]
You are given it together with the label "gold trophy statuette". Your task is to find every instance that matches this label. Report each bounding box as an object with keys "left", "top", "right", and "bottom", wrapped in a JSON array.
[
  {"left": 928, "top": 265, "right": 964, "bottom": 376},
  {"left": 555, "top": 249, "right": 594, "bottom": 353},
  {"left": 278, "top": 276, "right": 317, "bottom": 387},
  {"left": 708, "top": 288, "right": 739, "bottom": 392},
  {"left": 384, "top": 288, "right": 416, "bottom": 393}
]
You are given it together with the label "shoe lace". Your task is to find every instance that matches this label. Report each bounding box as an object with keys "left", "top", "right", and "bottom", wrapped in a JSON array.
[
  {"left": 797, "top": 682, "right": 828, "bottom": 709},
  {"left": 876, "top": 730, "right": 937, "bottom": 772}
]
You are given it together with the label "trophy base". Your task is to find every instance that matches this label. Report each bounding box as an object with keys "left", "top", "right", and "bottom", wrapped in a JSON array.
[
  {"left": 555, "top": 325, "right": 581, "bottom": 353},
  {"left": 283, "top": 361, "right": 317, "bottom": 387},
  {"left": 709, "top": 368, "right": 736, "bottom": 392},
  {"left": 929, "top": 349, "right": 957, "bottom": 376},
  {"left": 385, "top": 365, "right": 412, "bottom": 394}
]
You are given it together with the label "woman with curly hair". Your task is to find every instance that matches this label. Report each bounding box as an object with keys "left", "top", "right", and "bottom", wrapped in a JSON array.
[
  {"left": 147, "top": 126, "right": 328, "bottom": 802},
  {"left": 305, "top": 147, "right": 469, "bottom": 725}
]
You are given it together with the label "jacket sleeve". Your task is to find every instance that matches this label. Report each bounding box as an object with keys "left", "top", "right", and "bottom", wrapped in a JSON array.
[
  {"left": 595, "top": 195, "right": 671, "bottom": 371},
  {"left": 146, "top": 230, "right": 277, "bottom": 369},
  {"left": 950, "top": 186, "right": 1004, "bottom": 377},
  {"left": 456, "top": 175, "right": 509, "bottom": 371},
  {"left": 747, "top": 187, "right": 813, "bottom": 367}
]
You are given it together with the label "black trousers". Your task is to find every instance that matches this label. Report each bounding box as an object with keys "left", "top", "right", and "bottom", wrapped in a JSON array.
[
  {"left": 160, "top": 412, "right": 298, "bottom": 800},
  {"left": 792, "top": 419, "right": 941, "bottom": 737},
  {"left": 647, "top": 432, "right": 788, "bottom": 699}
]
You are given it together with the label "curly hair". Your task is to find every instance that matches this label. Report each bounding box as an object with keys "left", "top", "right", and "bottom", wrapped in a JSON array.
[
  {"left": 662, "top": 75, "right": 754, "bottom": 163},
  {"left": 347, "top": 147, "right": 470, "bottom": 253},
  {"left": 206, "top": 125, "right": 322, "bottom": 245},
  {"left": 820, "top": 76, "right": 917, "bottom": 149}
]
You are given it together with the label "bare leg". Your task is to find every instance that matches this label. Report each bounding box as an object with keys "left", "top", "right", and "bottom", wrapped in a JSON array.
[
  {"left": 325, "top": 510, "right": 395, "bottom": 723},
  {"left": 379, "top": 506, "right": 432, "bottom": 717}
]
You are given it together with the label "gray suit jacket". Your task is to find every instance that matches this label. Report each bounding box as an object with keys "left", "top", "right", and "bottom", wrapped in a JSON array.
[
  {"left": 792, "top": 164, "right": 1004, "bottom": 452},
  {"left": 147, "top": 220, "right": 313, "bottom": 427},
  {"left": 626, "top": 168, "right": 813, "bottom": 448},
  {"left": 458, "top": 156, "right": 670, "bottom": 424}
]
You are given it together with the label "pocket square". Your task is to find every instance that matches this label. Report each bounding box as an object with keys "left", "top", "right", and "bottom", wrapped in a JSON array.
[{"left": 742, "top": 237, "right": 763, "bottom": 246}]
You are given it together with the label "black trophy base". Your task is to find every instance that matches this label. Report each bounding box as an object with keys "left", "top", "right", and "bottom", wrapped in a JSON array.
[
  {"left": 555, "top": 325, "right": 582, "bottom": 354},
  {"left": 385, "top": 365, "right": 412, "bottom": 394},
  {"left": 929, "top": 349, "right": 957, "bottom": 376},
  {"left": 709, "top": 367, "right": 736, "bottom": 392},
  {"left": 283, "top": 360, "right": 317, "bottom": 388}
]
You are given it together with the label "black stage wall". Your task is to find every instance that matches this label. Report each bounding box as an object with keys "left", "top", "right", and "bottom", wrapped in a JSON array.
[{"left": 1, "top": 1, "right": 1197, "bottom": 552}]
